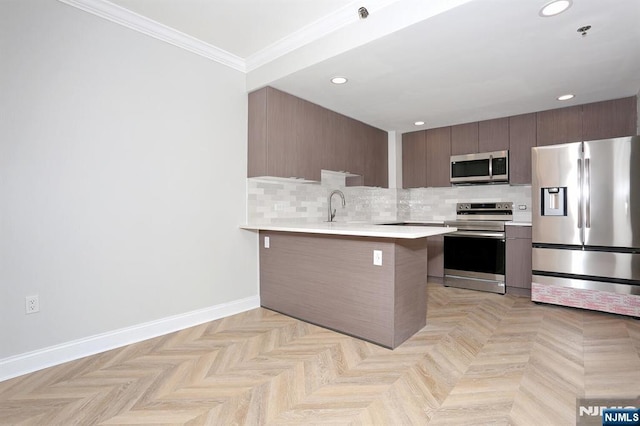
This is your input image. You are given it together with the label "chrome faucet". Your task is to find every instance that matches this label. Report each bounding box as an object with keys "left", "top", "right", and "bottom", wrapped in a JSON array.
[{"left": 327, "top": 189, "right": 346, "bottom": 222}]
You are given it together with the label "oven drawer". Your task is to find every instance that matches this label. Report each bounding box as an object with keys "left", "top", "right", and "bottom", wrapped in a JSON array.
[
  {"left": 444, "top": 273, "right": 506, "bottom": 294},
  {"left": 444, "top": 270, "right": 504, "bottom": 282}
]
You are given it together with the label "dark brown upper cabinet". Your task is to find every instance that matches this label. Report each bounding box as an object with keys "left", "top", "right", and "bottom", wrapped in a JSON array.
[
  {"left": 247, "top": 87, "right": 268, "bottom": 179},
  {"left": 249, "top": 87, "right": 319, "bottom": 180},
  {"left": 402, "top": 95, "right": 636, "bottom": 187},
  {"left": 248, "top": 87, "right": 388, "bottom": 187},
  {"left": 536, "top": 105, "right": 583, "bottom": 146},
  {"left": 479, "top": 117, "right": 509, "bottom": 152},
  {"left": 508, "top": 113, "right": 536, "bottom": 185},
  {"left": 402, "top": 130, "right": 427, "bottom": 188},
  {"left": 364, "top": 125, "right": 389, "bottom": 187},
  {"left": 426, "top": 127, "right": 451, "bottom": 188},
  {"left": 450, "top": 122, "right": 479, "bottom": 155},
  {"left": 582, "top": 96, "right": 637, "bottom": 141},
  {"left": 401, "top": 127, "right": 450, "bottom": 189}
]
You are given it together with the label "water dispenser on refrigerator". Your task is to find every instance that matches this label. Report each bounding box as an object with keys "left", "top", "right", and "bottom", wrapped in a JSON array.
[{"left": 541, "top": 187, "right": 567, "bottom": 216}]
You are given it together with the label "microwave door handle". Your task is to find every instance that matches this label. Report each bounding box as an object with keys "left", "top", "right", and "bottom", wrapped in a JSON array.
[
  {"left": 585, "top": 158, "right": 591, "bottom": 228},
  {"left": 489, "top": 155, "right": 493, "bottom": 178}
]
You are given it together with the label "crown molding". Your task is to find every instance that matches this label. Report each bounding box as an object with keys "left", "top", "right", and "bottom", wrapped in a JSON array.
[
  {"left": 245, "top": 0, "right": 401, "bottom": 72},
  {"left": 57, "top": 0, "right": 246, "bottom": 72},
  {"left": 58, "top": 0, "right": 403, "bottom": 74},
  {"left": 245, "top": 3, "right": 356, "bottom": 72}
]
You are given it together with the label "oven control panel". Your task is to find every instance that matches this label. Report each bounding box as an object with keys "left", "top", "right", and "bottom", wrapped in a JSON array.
[
  {"left": 454, "top": 202, "right": 514, "bottom": 222},
  {"left": 456, "top": 202, "right": 513, "bottom": 212}
]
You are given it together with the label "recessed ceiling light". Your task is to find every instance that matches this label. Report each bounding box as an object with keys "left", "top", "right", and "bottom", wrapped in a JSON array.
[
  {"left": 539, "top": 0, "right": 572, "bottom": 17},
  {"left": 414, "top": 121, "right": 425, "bottom": 126},
  {"left": 331, "top": 76, "right": 348, "bottom": 85},
  {"left": 557, "top": 94, "right": 575, "bottom": 101}
]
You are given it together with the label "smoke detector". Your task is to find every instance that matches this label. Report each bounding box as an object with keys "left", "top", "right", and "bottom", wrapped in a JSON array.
[{"left": 577, "top": 25, "right": 592, "bottom": 37}]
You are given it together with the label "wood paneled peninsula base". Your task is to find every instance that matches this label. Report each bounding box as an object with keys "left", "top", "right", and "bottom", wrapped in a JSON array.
[{"left": 248, "top": 224, "right": 455, "bottom": 348}]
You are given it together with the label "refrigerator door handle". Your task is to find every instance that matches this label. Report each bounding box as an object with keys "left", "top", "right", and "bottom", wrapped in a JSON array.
[
  {"left": 577, "top": 158, "right": 583, "bottom": 229},
  {"left": 585, "top": 158, "right": 591, "bottom": 228}
]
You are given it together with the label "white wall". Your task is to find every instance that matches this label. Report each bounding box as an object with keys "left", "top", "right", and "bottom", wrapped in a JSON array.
[{"left": 0, "top": 1, "right": 258, "bottom": 361}]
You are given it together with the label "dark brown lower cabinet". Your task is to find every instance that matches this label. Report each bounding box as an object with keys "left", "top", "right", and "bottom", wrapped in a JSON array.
[
  {"left": 259, "top": 231, "right": 428, "bottom": 348},
  {"left": 505, "top": 225, "right": 532, "bottom": 296},
  {"left": 427, "top": 235, "right": 444, "bottom": 279}
]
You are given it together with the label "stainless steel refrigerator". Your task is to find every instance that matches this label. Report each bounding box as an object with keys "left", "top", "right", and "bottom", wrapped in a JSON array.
[{"left": 531, "top": 135, "right": 640, "bottom": 317}]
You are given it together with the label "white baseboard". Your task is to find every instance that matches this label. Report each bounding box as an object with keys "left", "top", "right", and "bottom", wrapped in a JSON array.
[{"left": 0, "top": 295, "right": 260, "bottom": 382}]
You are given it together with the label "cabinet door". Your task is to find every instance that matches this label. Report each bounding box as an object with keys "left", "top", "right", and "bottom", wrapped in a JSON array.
[
  {"left": 582, "top": 96, "right": 637, "bottom": 141},
  {"left": 426, "top": 127, "right": 451, "bottom": 187},
  {"left": 505, "top": 226, "right": 532, "bottom": 289},
  {"left": 364, "top": 126, "right": 388, "bottom": 187},
  {"left": 479, "top": 117, "right": 509, "bottom": 152},
  {"left": 345, "top": 118, "right": 367, "bottom": 178},
  {"left": 296, "top": 97, "right": 328, "bottom": 181},
  {"left": 536, "top": 105, "right": 583, "bottom": 146},
  {"left": 427, "top": 235, "right": 444, "bottom": 278},
  {"left": 323, "top": 112, "right": 349, "bottom": 174},
  {"left": 451, "top": 122, "right": 478, "bottom": 155},
  {"left": 266, "top": 87, "right": 301, "bottom": 178},
  {"left": 509, "top": 113, "right": 536, "bottom": 185},
  {"left": 402, "top": 131, "right": 427, "bottom": 188},
  {"left": 248, "top": 88, "right": 268, "bottom": 177}
]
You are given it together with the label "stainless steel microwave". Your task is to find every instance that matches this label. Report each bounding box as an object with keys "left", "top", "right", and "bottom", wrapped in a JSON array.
[{"left": 450, "top": 150, "right": 509, "bottom": 184}]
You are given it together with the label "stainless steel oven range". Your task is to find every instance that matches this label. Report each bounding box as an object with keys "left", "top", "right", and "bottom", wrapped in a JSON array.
[{"left": 444, "top": 202, "right": 513, "bottom": 294}]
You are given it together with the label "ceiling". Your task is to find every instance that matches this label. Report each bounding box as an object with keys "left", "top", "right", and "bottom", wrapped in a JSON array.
[
  {"left": 108, "top": 0, "right": 640, "bottom": 133},
  {"left": 109, "top": 0, "right": 351, "bottom": 58}
]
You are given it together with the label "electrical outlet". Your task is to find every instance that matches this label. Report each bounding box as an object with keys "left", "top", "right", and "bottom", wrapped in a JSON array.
[
  {"left": 264, "top": 236, "right": 270, "bottom": 248},
  {"left": 518, "top": 204, "right": 527, "bottom": 210},
  {"left": 373, "top": 250, "right": 383, "bottom": 266},
  {"left": 25, "top": 295, "right": 40, "bottom": 314}
]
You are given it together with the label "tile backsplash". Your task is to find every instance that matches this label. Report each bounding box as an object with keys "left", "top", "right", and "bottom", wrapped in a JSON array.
[
  {"left": 399, "top": 185, "right": 532, "bottom": 222},
  {"left": 247, "top": 175, "right": 532, "bottom": 224}
]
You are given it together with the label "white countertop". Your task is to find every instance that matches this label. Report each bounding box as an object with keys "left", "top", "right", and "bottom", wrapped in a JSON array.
[
  {"left": 240, "top": 222, "right": 456, "bottom": 239},
  {"left": 382, "top": 220, "right": 445, "bottom": 226}
]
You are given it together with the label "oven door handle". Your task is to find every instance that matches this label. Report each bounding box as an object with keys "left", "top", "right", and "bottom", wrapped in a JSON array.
[{"left": 446, "top": 231, "right": 505, "bottom": 239}]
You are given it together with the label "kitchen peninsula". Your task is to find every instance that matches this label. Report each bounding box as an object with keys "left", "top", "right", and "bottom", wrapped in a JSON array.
[{"left": 241, "top": 223, "right": 456, "bottom": 348}]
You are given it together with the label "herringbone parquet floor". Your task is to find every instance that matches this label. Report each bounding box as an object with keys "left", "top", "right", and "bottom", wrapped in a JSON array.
[{"left": 1, "top": 283, "right": 639, "bottom": 425}]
